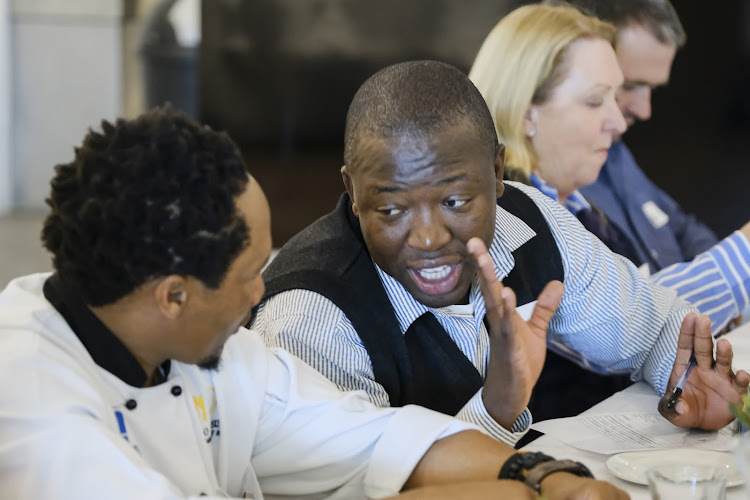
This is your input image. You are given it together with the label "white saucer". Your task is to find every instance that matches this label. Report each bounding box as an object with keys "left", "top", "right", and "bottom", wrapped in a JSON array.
[{"left": 605, "top": 449, "right": 744, "bottom": 487}]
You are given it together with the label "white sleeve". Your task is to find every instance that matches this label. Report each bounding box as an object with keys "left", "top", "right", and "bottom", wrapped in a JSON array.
[
  {"left": 0, "top": 334, "right": 223, "bottom": 500},
  {"left": 250, "top": 347, "right": 476, "bottom": 499}
]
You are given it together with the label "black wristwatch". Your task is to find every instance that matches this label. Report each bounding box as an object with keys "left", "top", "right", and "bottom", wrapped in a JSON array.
[
  {"left": 523, "top": 459, "right": 594, "bottom": 493},
  {"left": 498, "top": 452, "right": 594, "bottom": 493},
  {"left": 498, "top": 452, "right": 554, "bottom": 481}
]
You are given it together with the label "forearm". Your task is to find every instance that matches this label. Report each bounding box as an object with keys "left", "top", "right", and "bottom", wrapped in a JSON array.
[
  {"left": 403, "top": 432, "right": 628, "bottom": 500},
  {"left": 403, "top": 430, "right": 513, "bottom": 490},
  {"left": 387, "top": 479, "right": 536, "bottom": 499},
  {"left": 530, "top": 189, "right": 682, "bottom": 381},
  {"left": 634, "top": 297, "right": 694, "bottom": 394},
  {"left": 651, "top": 230, "right": 750, "bottom": 333},
  {"left": 482, "top": 359, "right": 528, "bottom": 429},
  {"left": 547, "top": 241, "right": 692, "bottom": 392}
]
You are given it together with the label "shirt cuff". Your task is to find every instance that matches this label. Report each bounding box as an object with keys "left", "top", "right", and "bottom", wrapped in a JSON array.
[
  {"left": 363, "top": 405, "right": 478, "bottom": 499},
  {"left": 707, "top": 232, "right": 750, "bottom": 313},
  {"left": 640, "top": 301, "right": 689, "bottom": 394},
  {"left": 454, "top": 388, "right": 532, "bottom": 447}
]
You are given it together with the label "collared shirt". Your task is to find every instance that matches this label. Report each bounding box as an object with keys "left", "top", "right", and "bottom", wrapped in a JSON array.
[
  {"left": 580, "top": 141, "right": 719, "bottom": 271},
  {"left": 529, "top": 173, "right": 591, "bottom": 215},
  {"left": 0, "top": 273, "right": 473, "bottom": 499},
  {"left": 254, "top": 182, "right": 696, "bottom": 446},
  {"left": 372, "top": 200, "right": 537, "bottom": 440},
  {"left": 532, "top": 174, "right": 750, "bottom": 332},
  {"left": 43, "top": 273, "right": 171, "bottom": 387}
]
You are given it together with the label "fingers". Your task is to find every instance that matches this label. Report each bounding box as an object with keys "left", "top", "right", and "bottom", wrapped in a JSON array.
[
  {"left": 467, "top": 237, "right": 513, "bottom": 327},
  {"left": 466, "top": 237, "right": 488, "bottom": 260},
  {"left": 467, "top": 238, "right": 496, "bottom": 293},
  {"left": 526, "top": 280, "right": 564, "bottom": 336},
  {"left": 467, "top": 238, "right": 500, "bottom": 300},
  {"left": 658, "top": 392, "right": 689, "bottom": 423},
  {"left": 693, "top": 315, "right": 714, "bottom": 370},
  {"left": 735, "top": 369, "right": 750, "bottom": 393},
  {"left": 715, "top": 338, "right": 733, "bottom": 380},
  {"left": 676, "top": 313, "right": 696, "bottom": 360},
  {"left": 670, "top": 313, "right": 697, "bottom": 387}
]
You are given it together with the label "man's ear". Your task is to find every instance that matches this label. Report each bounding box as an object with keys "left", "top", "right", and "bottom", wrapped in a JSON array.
[
  {"left": 154, "top": 275, "right": 188, "bottom": 320},
  {"left": 340, "top": 165, "right": 360, "bottom": 217},
  {"left": 495, "top": 144, "right": 506, "bottom": 199}
]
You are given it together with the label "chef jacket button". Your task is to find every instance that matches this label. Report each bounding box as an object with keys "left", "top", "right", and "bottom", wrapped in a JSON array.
[
  {"left": 171, "top": 385, "right": 182, "bottom": 396},
  {"left": 125, "top": 399, "right": 137, "bottom": 410}
]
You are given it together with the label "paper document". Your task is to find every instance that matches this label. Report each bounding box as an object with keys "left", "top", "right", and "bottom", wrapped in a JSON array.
[{"left": 531, "top": 413, "right": 735, "bottom": 455}]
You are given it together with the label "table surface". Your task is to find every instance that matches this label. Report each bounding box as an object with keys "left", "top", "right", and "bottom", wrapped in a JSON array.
[{"left": 521, "top": 321, "right": 750, "bottom": 499}]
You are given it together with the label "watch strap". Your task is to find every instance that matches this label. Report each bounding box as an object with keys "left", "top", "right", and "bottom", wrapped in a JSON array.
[
  {"left": 498, "top": 452, "right": 554, "bottom": 481},
  {"left": 523, "top": 459, "right": 594, "bottom": 492}
]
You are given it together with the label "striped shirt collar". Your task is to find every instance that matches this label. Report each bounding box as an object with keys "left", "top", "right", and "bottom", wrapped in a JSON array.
[
  {"left": 374, "top": 200, "right": 537, "bottom": 333},
  {"left": 529, "top": 173, "right": 591, "bottom": 215}
]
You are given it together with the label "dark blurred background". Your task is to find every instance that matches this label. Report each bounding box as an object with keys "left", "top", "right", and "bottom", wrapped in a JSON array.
[{"left": 199, "top": 0, "right": 750, "bottom": 246}]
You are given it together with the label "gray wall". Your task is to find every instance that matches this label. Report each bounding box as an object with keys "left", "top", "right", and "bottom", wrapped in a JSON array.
[
  {"left": 201, "top": 0, "right": 513, "bottom": 149},
  {"left": 0, "top": 0, "right": 11, "bottom": 214},
  {"left": 9, "top": 0, "right": 122, "bottom": 212}
]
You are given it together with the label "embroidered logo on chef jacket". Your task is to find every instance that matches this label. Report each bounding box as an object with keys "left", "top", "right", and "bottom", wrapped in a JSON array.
[
  {"left": 641, "top": 201, "right": 669, "bottom": 229},
  {"left": 193, "top": 387, "right": 220, "bottom": 443}
]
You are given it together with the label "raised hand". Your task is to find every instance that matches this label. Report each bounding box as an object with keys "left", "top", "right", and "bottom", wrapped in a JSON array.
[
  {"left": 658, "top": 312, "right": 750, "bottom": 429},
  {"left": 467, "top": 237, "right": 564, "bottom": 428}
]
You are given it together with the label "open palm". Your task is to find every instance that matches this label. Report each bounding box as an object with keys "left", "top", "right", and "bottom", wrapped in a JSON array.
[
  {"left": 658, "top": 313, "right": 750, "bottom": 430},
  {"left": 467, "top": 237, "right": 564, "bottom": 429}
]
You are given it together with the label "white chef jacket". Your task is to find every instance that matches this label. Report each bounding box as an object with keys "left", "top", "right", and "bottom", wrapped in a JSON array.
[{"left": 0, "top": 273, "right": 474, "bottom": 500}]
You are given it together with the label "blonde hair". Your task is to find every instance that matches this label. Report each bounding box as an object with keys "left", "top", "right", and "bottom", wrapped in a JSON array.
[{"left": 469, "top": 3, "right": 615, "bottom": 175}]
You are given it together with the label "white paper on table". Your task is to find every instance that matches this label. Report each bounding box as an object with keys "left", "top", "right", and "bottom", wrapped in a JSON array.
[{"left": 531, "top": 413, "right": 735, "bottom": 455}]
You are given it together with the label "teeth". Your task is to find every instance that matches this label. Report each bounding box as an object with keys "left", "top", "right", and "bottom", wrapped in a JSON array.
[{"left": 418, "top": 265, "right": 451, "bottom": 281}]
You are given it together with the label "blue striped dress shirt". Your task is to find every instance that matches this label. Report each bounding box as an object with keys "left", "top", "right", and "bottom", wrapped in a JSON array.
[
  {"left": 253, "top": 182, "right": 696, "bottom": 445},
  {"left": 530, "top": 175, "right": 750, "bottom": 333}
]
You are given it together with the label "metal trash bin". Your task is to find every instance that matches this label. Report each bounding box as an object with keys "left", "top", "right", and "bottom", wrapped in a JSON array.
[{"left": 138, "top": 0, "right": 199, "bottom": 118}]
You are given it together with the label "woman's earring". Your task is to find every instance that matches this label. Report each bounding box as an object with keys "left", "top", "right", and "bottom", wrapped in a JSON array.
[{"left": 528, "top": 129, "right": 537, "bottom": 138}]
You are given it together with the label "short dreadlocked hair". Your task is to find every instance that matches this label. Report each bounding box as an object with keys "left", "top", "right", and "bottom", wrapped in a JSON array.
[
  {"left": 343, "top": 60, "right": 500, "bottom": 170},
  {"left": 42, "top": 106, "right": 251, "bottom": 306}
]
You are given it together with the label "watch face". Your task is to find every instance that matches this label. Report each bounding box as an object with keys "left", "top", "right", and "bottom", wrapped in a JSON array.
[
  {"left": 498, "top": 452, "right": 555, "bottom": 481},
  {"left": 524, "top": 459, "right": 595, "bottom": 492}
]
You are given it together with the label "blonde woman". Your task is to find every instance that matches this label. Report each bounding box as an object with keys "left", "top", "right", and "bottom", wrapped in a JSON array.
[
  {"left": 469, "top": 3, "right": 750, "bottom": 418},
  {"left": 470, "top": 4, "right": 624, "bottom": 218}
]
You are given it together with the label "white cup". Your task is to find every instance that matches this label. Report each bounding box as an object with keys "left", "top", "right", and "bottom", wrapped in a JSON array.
[{"left": 647, "top": 464, "right": 728, "bottom": 500}]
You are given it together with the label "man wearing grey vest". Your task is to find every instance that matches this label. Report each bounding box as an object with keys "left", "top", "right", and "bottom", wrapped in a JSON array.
[{"left": 252, "top": 60, "right": 748, "bottom": 447}]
